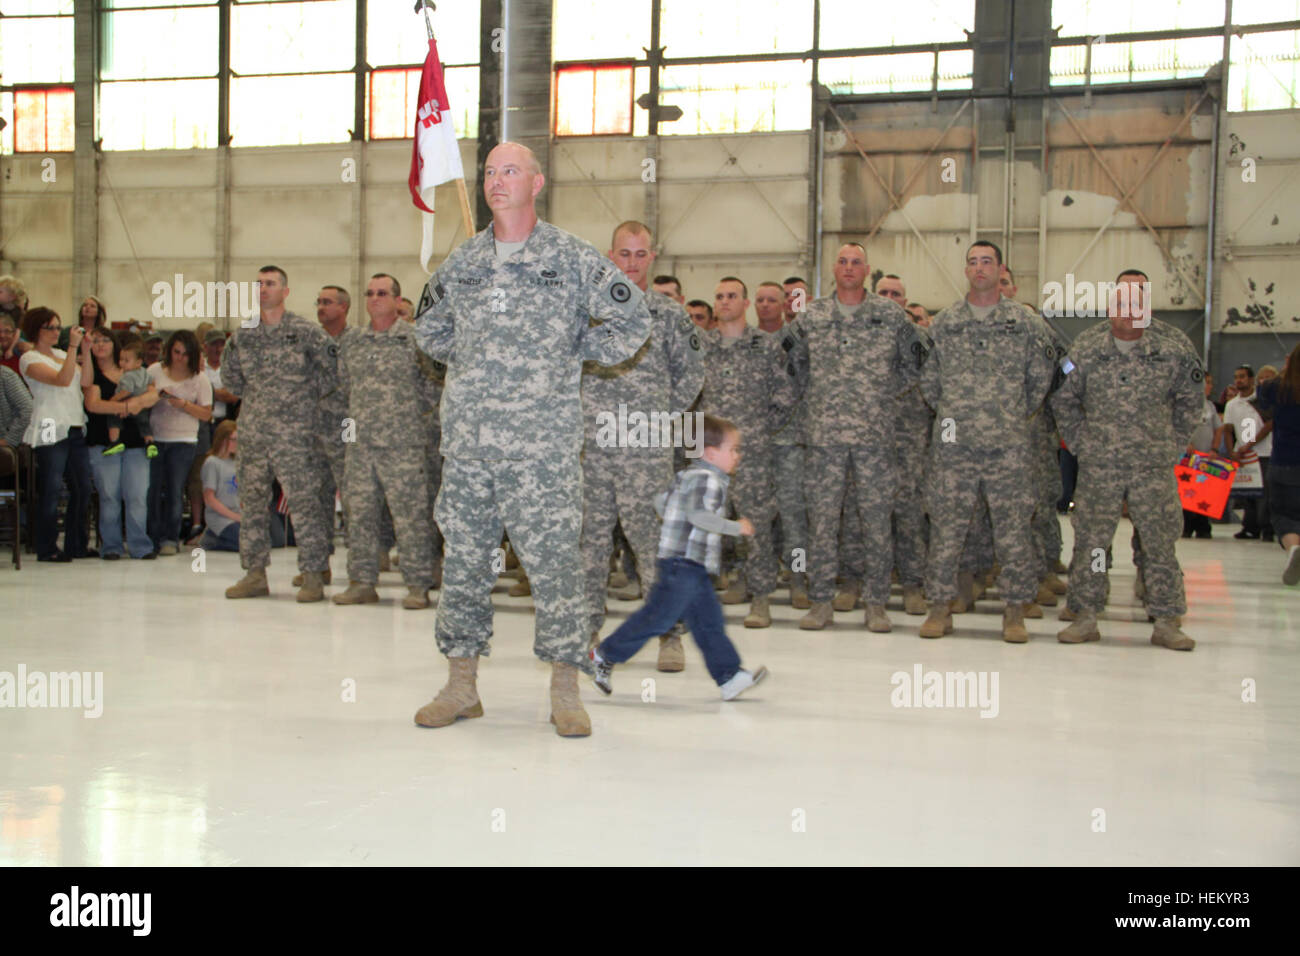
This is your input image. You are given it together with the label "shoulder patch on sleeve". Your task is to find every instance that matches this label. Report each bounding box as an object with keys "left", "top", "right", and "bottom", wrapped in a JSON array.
[
  {"left": 609, "top": 281, "right": 632, "bottom": 304},
  {"left": 689, "top": 332, "right": 701, "bottom": 352},
  {"left": 1190, "top": 367, "right": 1204, "bottom": 382}
]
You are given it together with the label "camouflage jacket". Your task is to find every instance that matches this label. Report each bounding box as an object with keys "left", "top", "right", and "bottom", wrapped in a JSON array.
[
  {"left": 781, "top": 292, "right": 927, "bottom": 447},
  {"left": 582, "top": 287, "right": 704, "bottom": 453},
  {"left": 920, "top": 296, "right": 1055, "bottom": 454},
  {"left": 416, "top": 220, "right": 651, "bottom": 459},
  {"left": 1050, "top": 317, "right": 1204, "bottom": 468},
  {"left": 318, "top": 325, "right": 354, "bottom": 448},
  {"left": 697, "top": 326, "right": 797, "bottom": 447},
  {"left": 337, "top": 320, "right": 442, "bottom": 448},
  {"left": 222, "top": 310, "right": 338, "bottom": 450}
]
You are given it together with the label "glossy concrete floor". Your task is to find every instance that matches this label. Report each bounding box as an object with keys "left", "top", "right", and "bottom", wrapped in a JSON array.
[{"left": 1, "top": 517, "right": 1297, "bottom": 867}]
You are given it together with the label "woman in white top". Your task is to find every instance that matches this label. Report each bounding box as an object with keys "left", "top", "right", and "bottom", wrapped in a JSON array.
[
  {"left": 146, "top": 329, "right": 213, "bottom": 554},
  {"left": 18, "top": 307, "right": 94, "bottom": 561}
]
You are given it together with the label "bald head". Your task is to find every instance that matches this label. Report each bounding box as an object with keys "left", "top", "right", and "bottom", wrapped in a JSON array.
[
  {"left": 484, "top": 141, "right": 545, "bottom": 222},
  {"left": 487, "top": 141, "right": 541, "bottom": 175}
]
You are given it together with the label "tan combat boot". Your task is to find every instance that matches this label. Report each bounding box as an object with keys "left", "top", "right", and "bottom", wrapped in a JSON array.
[
  {"left": 1058, "top": 610, "right": 1100, "bottom": 643},
  {"left": 549, "top": 662, "right": 591, "bottom": 737},
  {"left": 743, "top": 594, "right": 771, "bottom": 628},
  {"left": 1002, "top": 603, "right": 1029, "bottom": 643},
  {"left": 1035, "top": 579, "right": 1059, "bottom": 607},
  {"left": 919, "top": 602, "right": 952, "bottom": 638},
  {"left": 402, "top": 587, "right": 430, "bottom": 610},
  {"left": 1023, "top": 602, "right": 1043, "bottom": 618},
  {"left": 721, "top": 577, "right": 749, "bottom": 605},
  {"left": 656, "top": 634, "right": 685, "bottom": 672},
  {"left": 293, "top": 568, "right": 332, "bottom": 588},
  {"left": 607, "top": 568, "right": 630, "bottom": 590},
  {"left": 414, "top": 656, "right": 483, "bottom": 727},
  {"left": 226, "top": 568, "right": 269, "bottom": 599},
  {"left": 1151, "top": 618, "right": 1195, "bottom": 651},
  {"left": 799, "top": 601, "right": 834, "bottom": 630},
  {"left": 902, "top": 586, "right": 927, "bottom": 616},
  {"left": 951, "top": 571, "right": 978, "bottom": 613},
  {"left": 832, "top": 587, "right": 859, "bottom": 612},
  {"left": 1059, "top": 605, "right": 1078, "bottom": 621},
  {"left": 1044, "top": 571, "right": 1068, "bottom": 595},
  {"left": 790, "top": 574, "right": 812, "bottom": 610},
  {"left": 297, "top": 571, "right": 326, "bottom": 603},
  {"left": 865, "top": 604, "right": 892, "bottom": 633},
  {"left": 611, "top": 580, "right": 642, "bottom": 602},
  {"left": 508, "top": 573, "right": 531, "bottom": 597},
  {"left": 332, "top": 581, "right": 379, "bottom": 605},
  {"left": 378, "top": 550, "right": 392, "bottom": 573}
]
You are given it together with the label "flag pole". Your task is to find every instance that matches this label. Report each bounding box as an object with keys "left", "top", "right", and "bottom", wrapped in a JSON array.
[{"left": 418, "top": 0, "right": 475, "bottom": 239}]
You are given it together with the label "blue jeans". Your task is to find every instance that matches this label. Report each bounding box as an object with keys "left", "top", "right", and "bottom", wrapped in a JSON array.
[
  {"left": 88, "top": 446, "right": 153, "bottom": 558},
  {"left": 201, "top": 523, "right": 240, "bottom": 552},
  {"left": 600, "top": 557, "right": 742, "bottom": 686},
  {"left": 148, "top": 441, "right": 197, "bottom": 549},
  {"left": 33, "top": 428, "right": 92, "bottom": 559}
]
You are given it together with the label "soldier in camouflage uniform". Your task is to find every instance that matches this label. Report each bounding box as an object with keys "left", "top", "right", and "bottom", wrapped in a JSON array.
[
  {"left": 876, "top": 275, "right": 935, "bottom": 616},
  {"left": 700, "top": 277, "right": 796, "bottom": 628},
  {"left": 580, "top": 221, "right": 703, "bottom": 671},
  {"left": 918, "top": 242, "right": 1055, "bottom": 642},
  {"left": 412, "top": 142, "right": 650, "bottom": 738},
  {"left": 332, "top": 273, "right": 440, "bottom": 610},
  {"left": 781, "top": 245, "right": 926, "bottom": 632},
  {"left": 1052, "top": 270, "right": 1202, "bottom": 650},
  {"left": 303, "top": 284, "right": 352, "bottom": 590},
  {"left": 223, "top": 265, "right": 338, "bottom": 602},
  {"left": 774, "top": 277, "right": 811, "bottom": 608}
]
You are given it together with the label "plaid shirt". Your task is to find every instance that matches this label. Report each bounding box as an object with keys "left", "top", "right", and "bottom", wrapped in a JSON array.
[{"left": 655, "top": 459, "right": 740, "bottom": 575}]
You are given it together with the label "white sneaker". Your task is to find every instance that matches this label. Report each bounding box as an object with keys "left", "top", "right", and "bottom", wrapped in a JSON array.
[
  {"left": 720, "top": 666, "right": 769, "bottom": 701},
  {"left": 1284, "top": 546, "right": 1300, "bottom": 587}
]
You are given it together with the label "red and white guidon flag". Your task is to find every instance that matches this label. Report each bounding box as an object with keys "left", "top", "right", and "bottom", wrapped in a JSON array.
[{"left": 409, "top": 36, "right": 464, "bottom": 215}]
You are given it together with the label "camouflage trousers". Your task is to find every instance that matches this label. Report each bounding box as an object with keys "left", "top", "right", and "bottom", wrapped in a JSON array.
[
  {"left": 580, "top": 446, "right": 673, "bottom": 635},
  {"left": 344, "top": 443, "right": 433, "bottom": 589},
  {"left": 926, "top": 450, "right": 1037, "bottom": 604},
  {"left": 729, "top": 441, "right": 779, "bottom": 597},
  {"left": 772, "top": 443, "right": 808, "bottom": 572},
  {"left": 807, "top": 445, "right": 896, "bottom": 604},
  {"left": 960, "top": 498, "right": 994, "bottom": 574},
  {"left": 237, "top": 440, "right": 332, "bottom": 573},
  {"left": 1031, "top": 430, "right": 1063, "bottom": 578},
  {"left": 1068, "top": 463, "right": 1186, "bottom": 618},
  {"left": 837, "top": 469, "right": 866, "bottom": 584},
  {"left": 435, "top": 454, "right": 587, "bottom": 666},
  {"left": 893, "top": 440, "right": 930, "bottom": 589},
  {"left": 322, "top": 437, "right": 396, "bottom": 553}
]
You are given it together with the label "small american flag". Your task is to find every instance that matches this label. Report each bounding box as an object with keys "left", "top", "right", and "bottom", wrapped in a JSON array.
[{"left": 275, "top": 489, "right": 290, "bottom": 515}]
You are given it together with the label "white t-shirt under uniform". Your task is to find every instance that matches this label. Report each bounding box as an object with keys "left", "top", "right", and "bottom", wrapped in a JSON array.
[
  {"left": 1224, "top": 393, "right": 1272, "bottom": 458},
  {"left": 19, "top": 349, "right": 87, "bottom": 446},
  {"left": 148, "top": 363, "right": 214, "bottom": 443}
]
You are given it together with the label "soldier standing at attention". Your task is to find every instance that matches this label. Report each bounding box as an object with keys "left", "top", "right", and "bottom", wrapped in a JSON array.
[
  {"left": 1053, "top": 270, "right": 1203, "bottom": 650},
  {"left": 412, "top": 142, "right": 650, "bottom": 738},
  {"left": 223, "top": 265, "right": 339, "bottom": 602},
  {"left": 580, "top": 220, "right": 703, "bottom": 672},
  {"left": 918, "top": 241, "right": 1055, "bottom": 643},
  {"left": 783, "top": 245, "right": 926, "bottom": 632},
  {"left": 332, "top": 273, "right": 440, "bottom": 610},
  {"left": 877, "top": 273, "right": 934, "bottom": 616},
  {"left": 774, "top": 276, "right": 812, "bottom": 609},
  {"left": 704, "top": 277, "right": 796, "bottom": 629}
]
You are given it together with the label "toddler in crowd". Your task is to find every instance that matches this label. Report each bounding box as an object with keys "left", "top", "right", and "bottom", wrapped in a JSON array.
[
  {"left": 103, "top": 338, "right": 157, "bottom": 459},
  {"left": 590, "top": 414, "right": 768, "bottom": 701}
]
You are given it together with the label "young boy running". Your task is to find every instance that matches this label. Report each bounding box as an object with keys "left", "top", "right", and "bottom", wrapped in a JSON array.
[{"left": 590, "top": 415, "right": 769, "bottom": 700}]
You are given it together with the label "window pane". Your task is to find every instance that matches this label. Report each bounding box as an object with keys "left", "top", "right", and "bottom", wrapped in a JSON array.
[
  {"left": 552, "top": 0, "right": 649, "bottom": 61},
  {"left": 100, "top": 78, "right": 217, "bottom": 150},
  {"left": 1233, "top": 0, "right": 1300, "bottom": 26},
  {"left": 0, "top": 15, "right": 74, "bottom": 83},
  {"left": 660, "top": 0, "right": 811, "bottom": 58},
  {"left": 101, "top": 8, "right": 219, "bottom": 80},
  {"left": 369, "top": 68, "right": 415, "bottom": 140},
  {"left": 14, "top": 89, "right": 72, "bottom": 151},
  {"left": 555, "top": 64, "right": 632, "bottom": 136},
  {"left": 232, "top": 0, "right": 355, "bottom": 75},
  {"left": 444, "top": 65, "right": 478, "bottom": 140},
  {"left": 1051, "top": 0, "right": 1225, "bottom": 37},
  {"left": 820, "top": 0, "right": 973, "bottom": 49},
  {"left": 0, "top": 1, "right": 73, "bottom": 13},
  {"left": 660, "top": 60, "right": 809, "bottom": 135},
  {"left": 230, "top": 73, "right": 354, "bottom": 146},
  {"left": 1228, "top": 30, "right": 1300, "bottom": 111},
  {"left": 100, "top": 1, "right": 213, "bottom": 8},
  {"left": 1050, "top": 36, "right": 1223, "bottom": 84},
  {"left": 369, "top": 1, "right": 479, "bottom": 67},
  {"left": 821, "top": 50, "right": 972, "bottom": 95}
]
